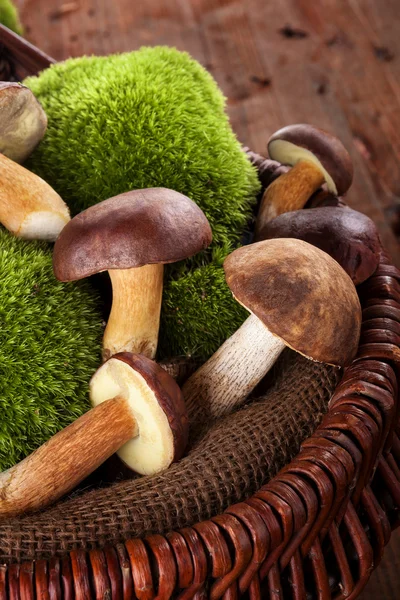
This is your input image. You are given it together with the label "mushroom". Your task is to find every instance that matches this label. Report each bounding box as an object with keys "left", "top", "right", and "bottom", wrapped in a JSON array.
[
  {"left": 0, "top": 82, "right": 47, "bottom": 164},
  {"left": 183, "top": 238, "right": 361, "bottom": 425},
  {"left": 257, "top": 207, "right": 381, "bottom": 285},
  {"left": 53, "top": 188, "right": 212, "bottom": 360},
  {"left": 255, "top": 124, "right": 353, "bottom": 239},
  {"left": 0, "top": 353, "right": 188, "bottom": 518},
  {"left": 0, "top": 152, "right": 70, "bottom": 240}
]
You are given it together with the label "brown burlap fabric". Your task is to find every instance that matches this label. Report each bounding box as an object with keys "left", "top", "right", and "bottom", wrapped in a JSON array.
[{"left": 0, "top": 350, "right": 341, "bottom": 562}]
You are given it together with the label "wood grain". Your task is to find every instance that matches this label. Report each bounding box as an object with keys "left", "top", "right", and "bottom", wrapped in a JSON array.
[{"left": 12, "top": 0, "right": 400, "bottom": 264}]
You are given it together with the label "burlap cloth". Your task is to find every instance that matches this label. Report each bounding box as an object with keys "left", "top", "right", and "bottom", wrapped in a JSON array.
[{"left": 0, "top": 350, "right": 341, "bottom": 562}]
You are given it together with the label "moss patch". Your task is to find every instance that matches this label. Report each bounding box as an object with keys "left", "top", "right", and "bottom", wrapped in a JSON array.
[
  {"left": 0, "top": 230, "right": 103, "bottom": 470},
  {"left": 160, "top": 261, "right": 249, "bottom": 359},
  {"left": 25, "top": 48, "right": 260, "bottom": 360},
  {"left": 0, "top": 0, "right": 22, "bottom": 35}
]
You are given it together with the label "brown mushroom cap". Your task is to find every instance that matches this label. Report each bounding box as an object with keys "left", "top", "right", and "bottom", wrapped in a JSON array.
[
  {"left": 53, "top": 188, "right": 212, "bottom": 281},
  {"left": 268, "top": 124, "right": 353, "bottom": 196},
  {"left": 258, "top": 207, "right": 381, "bottom": 285},
  {"left": 0, "top": 82, "right": 47, "bottom": 163},
  {"left": 223, "top": 238, "right": 361, "bottom": 366},
  {"left": 90, "top": 352, "right": 188, "bottom": 475}
]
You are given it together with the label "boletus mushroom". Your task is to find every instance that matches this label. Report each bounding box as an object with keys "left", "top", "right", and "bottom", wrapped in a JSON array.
[
  {"left": 255, "top": 124, "right": 353, "bottom": 239},
  {"left": 0, "top": 353, "right": 188, "bottom": 518},
  {"left": 184, "top": 238, "right": 361, "bottom": 424},
  {"left": 0, "top": 153, "right": 70, "bottom": 240},
  {"left": 53, "top": 187, "right": 212, "bottom": 360},
  {"left": 0, "top": 82, "right": 47, "bottom": 163},
  {"left": 257, "top": 206, "right": 381, "bottom": 285}
]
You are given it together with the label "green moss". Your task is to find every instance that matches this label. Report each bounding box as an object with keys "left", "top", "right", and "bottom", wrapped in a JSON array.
[
  {"left": 24, "top": 48, "right": 260, "bottom": 360},
  {"left": 160, "top": 261, "right": 248, "bottom": 359},
  {"left": 0, "top": 230, "right": 103, "bottom": 470},
  {"left": 25, "top": 48, "right": 259, "bottom": 252},
  {"left": 0, "top": 0, "right": 22, "bottom": 35}
]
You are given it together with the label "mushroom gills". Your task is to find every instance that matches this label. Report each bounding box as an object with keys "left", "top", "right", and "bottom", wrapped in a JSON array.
[
  {"left": 268, "top": 139, "right": 337, "bottom": 193},
  {"left": 90, "top": 357, "right": 175, "bottom": 475}
]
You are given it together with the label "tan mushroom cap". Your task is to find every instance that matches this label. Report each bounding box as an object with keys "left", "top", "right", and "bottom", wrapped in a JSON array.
[
  {"left": 268, "top": 124, "right": 353, "bottom": 196},
  {"left": 0, "top": 82, "right": 47, "bottom": 164},
  {"left": 90, "top": 352, "right": 189, "bottom": 475},
  {"left": 224, "top": 238, "right": 361, "bottom": 367},
  {"left": 53, "top": 187, "right": 212, "bottom": 281}
]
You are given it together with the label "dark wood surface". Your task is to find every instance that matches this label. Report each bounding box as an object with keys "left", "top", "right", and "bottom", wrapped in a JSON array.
[{"left": 12, "top": 1, "right": 400, "bottom": 597}]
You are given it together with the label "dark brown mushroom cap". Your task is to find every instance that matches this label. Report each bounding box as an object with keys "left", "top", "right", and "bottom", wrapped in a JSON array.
[
  {"left": 53, "top": 188, "right": 212, "bottom": 281},
  {"left": 268, "top": 124, "right": 353, "bottom": 195},
  {"left": 257, "top": 207, "right": 381, "bottom": 285},
  {"left": 115, "top": 352, "right": 189, "bottom": 464},
  {"left": 224, "top": 238, "right": 361, "bottom": 366}
]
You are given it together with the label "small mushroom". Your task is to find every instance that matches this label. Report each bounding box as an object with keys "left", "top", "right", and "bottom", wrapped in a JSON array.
[
  {"left": 255, "top": 124, "right": 353, "bottom": 239},
  {"left": 53, "top": 188, "right": 212, "bottom": 360},
  {"left": 0, "top": 82, "right": 47, "bottom": 163},
  {"left": 257, "top": 207, "right": 381, "bottom": 285},
  {"left": 0, "top": 353, "right": 188, "bottom": 518},
  {"left": 183, "top": 238, "right": 361, "bottom": 424},
  {"left": 0, "top": 153, "right": 70, "bottom": 240}
]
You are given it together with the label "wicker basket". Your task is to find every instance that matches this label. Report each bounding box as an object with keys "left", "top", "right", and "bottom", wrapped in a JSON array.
[{"left": 1, "top": 23, "right": 400, "bottom": 599}]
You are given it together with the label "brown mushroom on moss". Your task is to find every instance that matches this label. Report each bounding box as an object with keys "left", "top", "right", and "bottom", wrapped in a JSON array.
[
  {"left": 183, "top": 238, "right": 361, "bottom": 425},
  {"left": 0, "top": 82, "right": 47, "bottom": 164},
  {"left": 255, "top": 125, "right": 353, "bottom": 239},
  {"left": 0, "top": 152, "right": 70, "bottom": 240},
  {"left": 53, "top": 187, "right": 212, "bottom": 360},
  {"left": 257, "top": 206, "right": 381, "bottom": 285},
  {"left": 0, "top": 353, "right": 188, "bottom": 518}
]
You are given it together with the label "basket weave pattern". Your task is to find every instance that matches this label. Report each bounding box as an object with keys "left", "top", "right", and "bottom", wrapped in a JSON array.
[{"left": 0, "top": 24, "right": 400, "bottom": 598}]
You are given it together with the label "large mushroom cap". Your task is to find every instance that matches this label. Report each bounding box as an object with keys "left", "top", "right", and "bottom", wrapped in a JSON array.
[
  {"left": 0, "top": 82, "right": 47, "bottom": 164},
  {"left": 53, "top": 187, "right": 212, "bottom": 281},
  {"left": 258, "top": 207, "right": 381, "bottom": 285},
  {"left": 90, "top": 352, "right": 188, "bottom": 475},
  {"left": 224, "top": 238, "right": 361, "bottom": 366},
  {"left": 268, "top": 124, "right": 353, "bottom": 196}
]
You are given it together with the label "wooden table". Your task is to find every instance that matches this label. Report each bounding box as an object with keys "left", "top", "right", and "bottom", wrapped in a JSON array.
[{"left": 11, "top": 1, "right": 400, "bottom": 597}]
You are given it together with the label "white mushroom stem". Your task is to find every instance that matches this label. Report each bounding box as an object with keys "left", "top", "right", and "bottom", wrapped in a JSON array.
[
  {"left": 255, "top": 160, "right": 325, "bottom": 240},
  {"left": 0, "top": 153, "right": 70, "bottom": 240},
  {"left": 183, "top": 313, "right": 285, "bottom": 425},
  {"left": 103, "top": 264, "right": 164, "bottom": 361},
  {"left": 0, "top": 396, "right": 137, "bottom": 518}
]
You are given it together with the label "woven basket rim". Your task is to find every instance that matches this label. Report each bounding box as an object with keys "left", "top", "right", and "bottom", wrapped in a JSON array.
[{"left": 1, "top": 26, "right": 400, "bottom": 598}]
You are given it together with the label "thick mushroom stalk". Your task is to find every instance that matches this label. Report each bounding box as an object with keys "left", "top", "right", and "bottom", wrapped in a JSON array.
[
  {"left": 0, "top": 396, "right": 136, "bottom": 518},
  {"left": 0, "top": 82, "right": 47, "bottom": 164},
  {"left": 0, "top": 153, "right": 70, "bottom": 240},
  {"left": 256, "top": 160, "right": 325, "bottom": 225},
  {"left": 53, "top": 188, "right": 212, "bottom": 360},
  {"left": 184, "top": 314, "right": 285, "bottom": 420},
  {"left": 255, "top": 124, "right": 353, "bottom": 240},
  {"left": 103, "top": 264, "right": 164, "bottom": 360},
  {"left": 184, "top": 238, "right": 362, "bottom": 426},
  {"left": 0, "top": 353, "right": 188, "bottom": 518}
]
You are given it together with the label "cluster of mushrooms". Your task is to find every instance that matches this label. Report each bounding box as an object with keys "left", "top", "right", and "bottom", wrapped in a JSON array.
[{"left": 0, "top": 82, "right": 382, "bottom": 518}]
